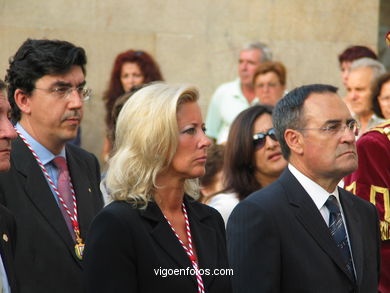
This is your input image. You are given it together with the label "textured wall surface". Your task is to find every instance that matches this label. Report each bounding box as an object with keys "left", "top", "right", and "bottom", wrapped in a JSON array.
[{"left": 0, "top": 0, "right": 380, "bottom": 165}]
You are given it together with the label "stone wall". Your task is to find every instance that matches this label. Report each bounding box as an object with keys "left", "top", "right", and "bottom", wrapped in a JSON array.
[{"left": 0, "top": 0, "right": 380, "bottom": 166}]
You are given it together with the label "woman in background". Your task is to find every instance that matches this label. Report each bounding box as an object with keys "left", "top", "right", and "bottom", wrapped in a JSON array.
[
  {"left": 102, "top": 50, "right": 163, "bottom": 160},
  {"left": 372, "top": 73, "right": 390, "bottom": 120},
  {"left": 208, "top": 105, "right": 287, "bottom": 225},
  {"left": 253, "top": 61, "right": 287, "bottom": 106},
  {"left": 85, "top": 83, "right": 231, "bottom": 293}
]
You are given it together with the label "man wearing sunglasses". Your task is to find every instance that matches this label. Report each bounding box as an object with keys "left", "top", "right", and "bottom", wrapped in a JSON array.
[
  {"left": 227, "top": 84, "right": 380, "bottom": 292},
  {"left": 0, "top": 39, "right": 104, "bottom": 293}
]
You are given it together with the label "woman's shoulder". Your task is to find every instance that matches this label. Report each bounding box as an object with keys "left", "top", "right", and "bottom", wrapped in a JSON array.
[{"left": 96, "top": 200, "right": 143, "bottom": 222}]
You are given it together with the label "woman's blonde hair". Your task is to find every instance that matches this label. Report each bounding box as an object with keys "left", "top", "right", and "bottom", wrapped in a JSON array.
[{"left": 105, "top": 82, "right": 200, "bottom": 208}]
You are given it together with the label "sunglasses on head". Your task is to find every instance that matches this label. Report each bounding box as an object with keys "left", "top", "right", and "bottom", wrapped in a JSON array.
[{"left": 253, "top": 128, "right": 277, "bottom": 150}]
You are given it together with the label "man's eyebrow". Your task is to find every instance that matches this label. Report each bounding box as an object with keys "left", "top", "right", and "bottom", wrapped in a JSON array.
[
  {"left": 323, "top": 119, "right": 342, "bottom": 125},
  {"left": 49, "top": 80, "right": 86, "bottom": 87},
  {"left": 78, "top": 80, "right": 87, "bottom": 87},
  {"left": 50, "top": 81, "right": 72, "bottom": 87}
]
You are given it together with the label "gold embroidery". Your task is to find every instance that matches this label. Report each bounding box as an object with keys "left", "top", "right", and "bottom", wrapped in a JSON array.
[
  {"left": 381, "top": 221, "right": 390, "bottom": 241},
  {"left": 369, "top": 120, "right": 390, "bottom": 140},
  {"left": 370, "top": 185, "right": 390, "bottom": 240},
  {"left": 345, "top": 181, "right": 356, "bottom": 194}
]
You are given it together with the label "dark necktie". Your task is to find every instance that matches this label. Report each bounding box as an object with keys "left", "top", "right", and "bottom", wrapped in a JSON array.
[
  {"left": 325, "top": 195, "right": 354, "bottom": 279},
  {"left": 52, "top": 157, "right": 75, "bottom": 241}
]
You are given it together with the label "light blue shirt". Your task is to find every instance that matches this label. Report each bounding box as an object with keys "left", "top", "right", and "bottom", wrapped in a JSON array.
[
  {"left": 0, "top": 250, "right": 10, "bottom": 293},
  {"left": 15, "top": 123, "right": 66, "bottom": 203}
]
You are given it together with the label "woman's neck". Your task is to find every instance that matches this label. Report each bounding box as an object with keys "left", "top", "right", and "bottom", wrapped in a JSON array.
[{"left": 154, "top": 172, "right": 185, "bottom": 213}]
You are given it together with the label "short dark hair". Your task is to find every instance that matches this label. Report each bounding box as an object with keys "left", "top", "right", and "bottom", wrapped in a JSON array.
[
  {"left": 200, "top": 144, "right": 225, "bottom": 189},
  {"left": 338, "top": 45, "right": 377, "bottom": 65},
  {"left": 109, "top": 84, "right": 144, "bottom": 145},
  {"left": 5, "top": 38, "right": 87, "bottom": 121},
  {"left": 0, "top": 80, "right": 5, "bottom": 92},
  {"left": 224, "top": 104, "right": 273, "bottom": 200},
  {"left": 372, "top": 73, "right": 390, "bottom": 118},
  {"left": 273, "top": 84, "right": 338, "bottom": 160}
]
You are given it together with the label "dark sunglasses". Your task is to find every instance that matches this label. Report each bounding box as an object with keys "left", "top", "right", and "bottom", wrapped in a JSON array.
[{"left": 253, "top": 128, "right": 277, "bottom": 150}]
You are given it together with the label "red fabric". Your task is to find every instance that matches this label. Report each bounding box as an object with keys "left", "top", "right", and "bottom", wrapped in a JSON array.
[
  {"left": 53, "top": 156, "right": 76, "bottom": 241},
  {"left": 344, "top": 122, "right": 390, "bottom": 292}
]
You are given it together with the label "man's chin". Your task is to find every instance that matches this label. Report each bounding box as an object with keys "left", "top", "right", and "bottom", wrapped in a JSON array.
[
  {"left": 339, "top": 163, "right": 358, "bottom": 178},
  {"left": 60, "top": 128, "right": 79, "bottom": 142}
]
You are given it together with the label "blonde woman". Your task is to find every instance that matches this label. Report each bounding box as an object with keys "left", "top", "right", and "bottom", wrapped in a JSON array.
[{"left": 84, "top": 83, "right": 232, "bottom": 293}]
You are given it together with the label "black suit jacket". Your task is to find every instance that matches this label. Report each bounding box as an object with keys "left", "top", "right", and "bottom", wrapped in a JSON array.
[
  {"left": 0, "top": 205, "right": 18, "bottom": 293},
  {"left": 0, "top": 137, "right": 104, "bottom": 293},
  {"left": 83, "top": 196, "right": 232, "bottom": 293},
  {"left": 227, "top": 168, "right": 380, "bottom": 293}
]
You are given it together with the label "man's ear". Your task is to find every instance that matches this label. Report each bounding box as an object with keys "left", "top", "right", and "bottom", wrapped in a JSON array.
[
  {"left": 284, "top": 129, "right": 304, "bottom": 156},
  {"left": 14, "top": 89, "right": 32, "bottom": 115}
]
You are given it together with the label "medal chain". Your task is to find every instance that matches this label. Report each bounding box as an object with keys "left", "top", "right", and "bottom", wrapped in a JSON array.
[
  {"left": 15, "top": 128, "right": 82, "bottom": 243},
  {"left": 164, "top": 203, "right": 205, "bottom": 293}
]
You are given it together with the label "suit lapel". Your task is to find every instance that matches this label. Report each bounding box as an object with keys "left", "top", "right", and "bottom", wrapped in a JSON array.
[
  {"left": 281, "top": 169, "right": 355, "bottom": 282},
  {"left": 141, "top": 201, "right": 197, "bottom": 286},
  {"left": 12, "top": 138, "right": 80, "bottom": 264},
  {"left": 66, "top": 146, "right": 95, "bottom": 241},
  {"left": 0, "top": 213, "right": 15, "bottom": 289},
  {"left": 339, "top": 188, "right": 363, "bottom": 284},
  {"left": 185, "top": 197, "right": 218, "bottom": 289}
]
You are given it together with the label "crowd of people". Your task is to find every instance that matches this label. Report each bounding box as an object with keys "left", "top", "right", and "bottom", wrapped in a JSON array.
[{"left": 0, "top": 37, "right": 387, "bottom": 293}]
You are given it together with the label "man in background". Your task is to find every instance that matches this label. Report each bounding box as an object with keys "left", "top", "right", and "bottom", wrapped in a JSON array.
[
  {"left": 206, "top": 42, "right": 272, "bottom": 143},
  {"left": 346, "top": 57, "right": 386, "bottom": 135}
]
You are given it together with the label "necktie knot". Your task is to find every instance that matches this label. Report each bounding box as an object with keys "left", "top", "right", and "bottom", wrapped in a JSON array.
[
  {"left": 53, "top": 156, "right": 68, "bottom": 172},
  {"left": 325, "top": 195, "right": 340, "bottom": 215}
]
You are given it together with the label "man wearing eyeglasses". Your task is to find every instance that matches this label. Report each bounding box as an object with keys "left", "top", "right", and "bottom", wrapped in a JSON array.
[
  {"left": 0, "top": 39, "right": 104, "bottom": 293},
  {"left": 227, "top": 84, "right": 380, "bottom": 293}
]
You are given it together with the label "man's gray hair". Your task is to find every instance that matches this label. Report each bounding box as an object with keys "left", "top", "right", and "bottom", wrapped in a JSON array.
[
  {"left": 242, "top": 42, "right": 272, "bottom": 62},
  {"left": 350, "top": 57, "right": 387, "bottom": 82}
]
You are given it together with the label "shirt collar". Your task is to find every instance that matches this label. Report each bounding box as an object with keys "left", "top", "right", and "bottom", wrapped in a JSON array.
[
  {"left": 288, "top": 163, "right": 339, "bottom": 210},
  {"left": 235, "top": 78, "right": 259, "bottom": 105},
  {"left": 15, "top": 122, "right": 66, "bottom": 165}
]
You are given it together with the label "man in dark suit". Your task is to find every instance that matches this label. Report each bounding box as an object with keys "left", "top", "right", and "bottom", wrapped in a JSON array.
[
  {"left": 0, "top": 39, "right": 104, "bottom": 293},
  {"left": 0, "top": 80, "right": 18, "bottom": 293},
  {"left": 227, "top": 84, "right": 381, "bottom": 293}
]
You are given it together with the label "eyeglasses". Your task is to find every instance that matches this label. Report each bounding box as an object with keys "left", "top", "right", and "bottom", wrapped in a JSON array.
[
  {"left": 297, "top": 120, "right": 360, "bottom": 136},
  {"left": 253, "top": 128, "right": 278, "bottom": 150},
  {"left": 34, "top": 86, "right": 92, "bottom": 101}
]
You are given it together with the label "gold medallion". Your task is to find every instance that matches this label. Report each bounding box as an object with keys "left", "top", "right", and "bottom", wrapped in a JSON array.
[
  {"left": 74, "top": 230, "right": 84, "bottom": 260},
  {"left": 75, "top": 242, "right": 85, "bottom": 260}
]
